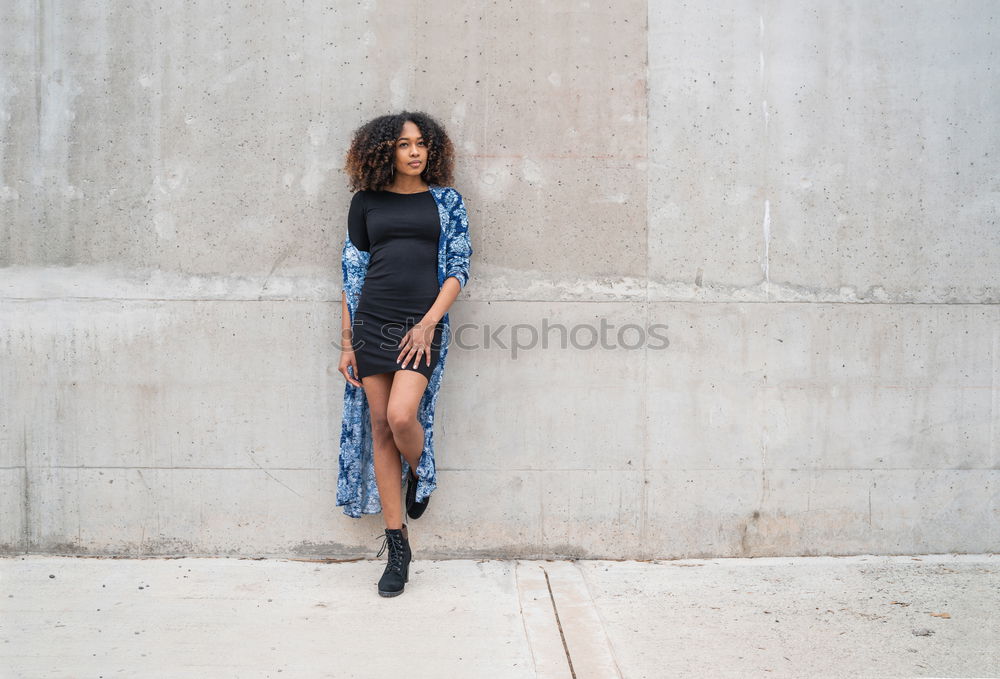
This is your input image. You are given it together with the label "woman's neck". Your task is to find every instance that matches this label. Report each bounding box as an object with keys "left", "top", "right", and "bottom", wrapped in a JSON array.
[{"left": 383, "top": 179, "right": 429, "bottom": 194}]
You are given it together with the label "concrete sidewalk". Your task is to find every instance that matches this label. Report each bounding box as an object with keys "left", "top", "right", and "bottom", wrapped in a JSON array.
[{"left": 1, "top": 553, "right": 997, "bottom": 678}]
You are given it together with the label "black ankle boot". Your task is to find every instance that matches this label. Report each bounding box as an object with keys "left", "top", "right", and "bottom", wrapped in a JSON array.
[
  {"left": 376, "top": 526, "right": 411, "bottom": 597},
  {"left": 405, "top": 468, "right": 430, "bottom": 520}
]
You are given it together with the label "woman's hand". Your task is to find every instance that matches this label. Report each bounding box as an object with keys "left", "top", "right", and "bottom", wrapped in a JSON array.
[
  {"left": 397, "top": 321, "right": 436, "bottom": 369},
  {"left": 339, "top": 348, "right": 363, "bottom": 387}
]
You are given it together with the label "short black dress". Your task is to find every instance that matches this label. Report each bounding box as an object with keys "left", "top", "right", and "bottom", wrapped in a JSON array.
[{"left": 347, "top": 189, "right": 444, "bottom": 381}]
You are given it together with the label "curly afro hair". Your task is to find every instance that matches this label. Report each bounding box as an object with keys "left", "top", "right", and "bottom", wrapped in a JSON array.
[{"left": 343, "top": 111, "right": 455, "bottom": 192}]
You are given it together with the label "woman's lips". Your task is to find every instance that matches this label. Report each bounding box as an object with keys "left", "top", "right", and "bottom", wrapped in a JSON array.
[{"left": 409, "top": 161, "right": 421, "bottom": 167}]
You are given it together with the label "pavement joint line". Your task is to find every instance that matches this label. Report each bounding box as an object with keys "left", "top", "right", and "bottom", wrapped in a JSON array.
[
  {"left": 543, "top": 565, "right": 578, "bottom": 679},
  {"left": 544, "top": 561, "right": 625, "bottom": 679},
  {"left": 514, "top": 561, "right": 574, "bottom": 678}
]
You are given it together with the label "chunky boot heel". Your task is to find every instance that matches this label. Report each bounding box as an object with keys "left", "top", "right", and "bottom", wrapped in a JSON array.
[{"left": 376, "top": 525, "right": 412, "bottom": 597}]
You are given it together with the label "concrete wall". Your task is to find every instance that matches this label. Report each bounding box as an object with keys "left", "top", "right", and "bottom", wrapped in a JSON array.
[{"left": 1, "top": 1, "right": 997, "bottom": 559}]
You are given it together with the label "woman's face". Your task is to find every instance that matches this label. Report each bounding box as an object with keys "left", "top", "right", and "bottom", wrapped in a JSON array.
[{"left": 393, "top": 120, "right": 427, "bottom": 178}]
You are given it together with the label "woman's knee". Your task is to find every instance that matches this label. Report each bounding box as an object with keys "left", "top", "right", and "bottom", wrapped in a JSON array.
[{"left": 386, "top": 406, "right": 418, "bottom": 436}]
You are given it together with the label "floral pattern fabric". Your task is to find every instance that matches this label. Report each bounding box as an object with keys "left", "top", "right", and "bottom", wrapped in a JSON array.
[{"left": 337, "top": 185, "right": 472, "bottom": 518}]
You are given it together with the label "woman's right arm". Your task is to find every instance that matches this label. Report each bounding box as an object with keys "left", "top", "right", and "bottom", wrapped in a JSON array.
[
  {"left": 341, "top": 290, "right": 352, "bottom": 348},
  {"left": 339, "top": 290, "right": 362, "bottom": 387},
  {"left": 339, "top": 191, "right": 368, "bottom": 388}
]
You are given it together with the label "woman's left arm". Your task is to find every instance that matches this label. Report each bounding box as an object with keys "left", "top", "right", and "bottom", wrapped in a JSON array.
[{"left": 421, "top": 276, "right": 462, "bottom": 326}]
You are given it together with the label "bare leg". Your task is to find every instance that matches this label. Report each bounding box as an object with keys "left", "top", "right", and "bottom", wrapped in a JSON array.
[
  {"left": 361, "top": 372, "right": 405, "bottom": 530},
  {"left": 387, "top": 370, "right": 430, "bottom": 476}
]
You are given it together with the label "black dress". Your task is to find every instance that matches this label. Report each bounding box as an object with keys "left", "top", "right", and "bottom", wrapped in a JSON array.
[{"left": 347, "top": 189, "right": 444, "bottom": 381}]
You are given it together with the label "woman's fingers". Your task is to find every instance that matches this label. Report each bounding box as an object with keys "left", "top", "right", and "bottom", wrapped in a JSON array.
[
  {"left": 396, "top": 329, "right": 413, "bottom": 363},
  {"left": 398, "top": 329, "right": 417, "bottom": 367},
  {"left": 399, "top": 346, "right": 417, "bottom": 368},
  {"left": 398, "top": 344, "right": 427, "bottom": 369},
  {"left": 396, "top": 327, "right": 432, "bottom": 369},
  {"left": 344, "top": 370, "right": 360, "bottom": 387},
  {"left": 342, "top": 358, "right": 362, "bottom": 387}
]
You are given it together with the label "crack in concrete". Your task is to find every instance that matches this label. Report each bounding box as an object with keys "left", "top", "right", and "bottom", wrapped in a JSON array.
[{"left": 543, "top": 565, "right": 577, "bottom": 679}]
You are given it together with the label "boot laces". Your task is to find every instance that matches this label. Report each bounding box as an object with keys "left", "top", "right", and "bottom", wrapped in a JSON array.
[{"left": 375, "top": 530, "right": 406, "bottom": 572}]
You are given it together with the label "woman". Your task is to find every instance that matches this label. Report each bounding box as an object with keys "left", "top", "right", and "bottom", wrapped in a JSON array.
[{"left": 337, "top": 111, "right": 473, "bottom": 597}]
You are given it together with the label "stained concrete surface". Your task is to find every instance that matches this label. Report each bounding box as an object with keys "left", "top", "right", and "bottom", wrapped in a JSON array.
[{"left": 2, "top": 553, "right": 997, "bottom": 678}]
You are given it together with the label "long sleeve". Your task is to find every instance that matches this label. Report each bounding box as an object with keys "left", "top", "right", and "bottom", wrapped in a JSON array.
[{"left": 444, "top": 190, "right": 473, "bottom": 289}]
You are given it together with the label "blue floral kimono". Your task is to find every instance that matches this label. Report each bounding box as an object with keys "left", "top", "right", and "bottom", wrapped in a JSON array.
[{"left": 337, "top": 185, "right": 473, "bottom": 518}]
